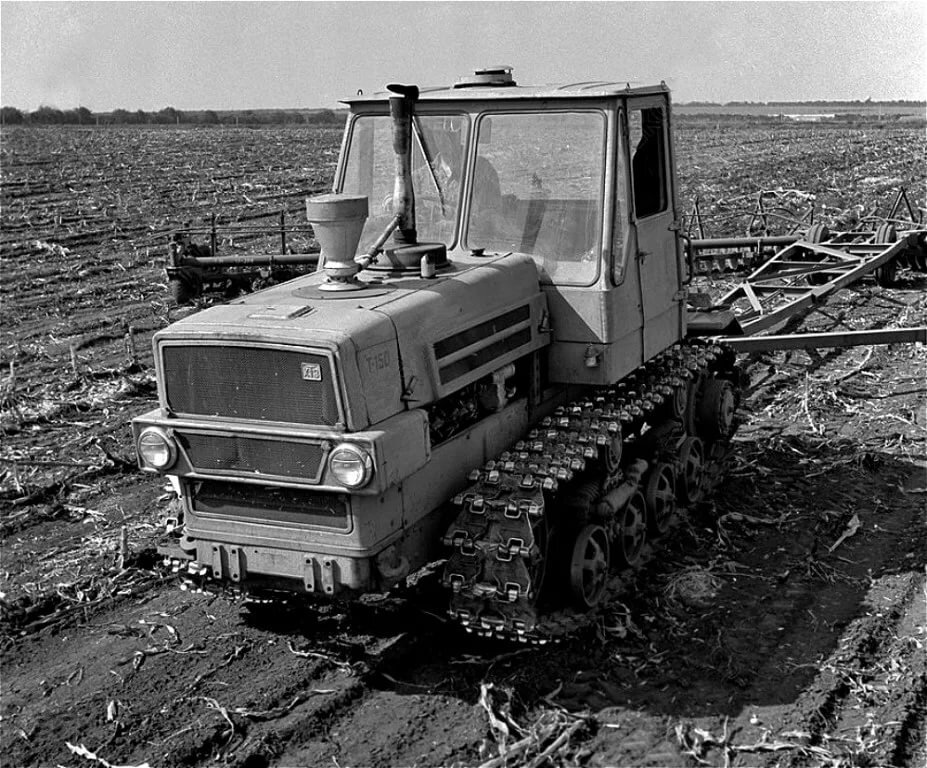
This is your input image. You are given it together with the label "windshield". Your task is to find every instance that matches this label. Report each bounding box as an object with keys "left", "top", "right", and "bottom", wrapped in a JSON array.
[
  {"left": 340, "top": 114, "right": 468, "bottom": 251},
  {"left": 466, "top": 111, "right": 606, "bottom": 285}
]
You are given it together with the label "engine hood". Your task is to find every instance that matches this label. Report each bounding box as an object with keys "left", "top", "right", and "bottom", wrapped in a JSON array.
[{"left": 154, "top": 252, "right": 548, "bottom": 429}]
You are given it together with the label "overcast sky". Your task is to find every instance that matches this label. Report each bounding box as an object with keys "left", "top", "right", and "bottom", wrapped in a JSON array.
[{"left": 1, "top": 1, "right": 924, "bottom": 111}]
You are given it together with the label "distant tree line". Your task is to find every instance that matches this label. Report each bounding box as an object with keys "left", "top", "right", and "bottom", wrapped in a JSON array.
[
  {"left": 0, "top": 105, "right": 346, "bottom": 127},
  {"left": 681, "top": 99, "right": 925, "bottom": 107}
]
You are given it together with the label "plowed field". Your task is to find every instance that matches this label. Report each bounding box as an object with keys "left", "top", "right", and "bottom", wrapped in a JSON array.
[{"left": 2, "top": 122, "right": 925, "bottom": 768}]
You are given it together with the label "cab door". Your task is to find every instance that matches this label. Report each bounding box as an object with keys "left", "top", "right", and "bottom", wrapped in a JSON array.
[{"left": 626, "top": 96, "right": 683, "bottom": 358}]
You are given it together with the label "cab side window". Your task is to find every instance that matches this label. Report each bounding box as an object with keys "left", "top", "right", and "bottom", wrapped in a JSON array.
[{"left": 628, "top": 107, "right": 667, "bottom": 218}]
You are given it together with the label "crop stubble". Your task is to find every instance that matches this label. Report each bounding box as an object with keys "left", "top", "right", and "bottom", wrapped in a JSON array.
[{"left": 0, "top": 122, "right": 925, "bottom": 768}]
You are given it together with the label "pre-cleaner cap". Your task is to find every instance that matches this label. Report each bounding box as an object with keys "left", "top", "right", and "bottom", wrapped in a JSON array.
[{"left": 305, "top": 193, "right": 368, "bottom": 289}]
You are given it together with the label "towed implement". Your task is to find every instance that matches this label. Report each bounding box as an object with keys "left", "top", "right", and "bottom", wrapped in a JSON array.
[{"left": 134, "top": 68, "right": 926, "bottom": 644}]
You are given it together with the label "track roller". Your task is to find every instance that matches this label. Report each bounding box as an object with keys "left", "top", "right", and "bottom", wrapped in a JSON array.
[
  {"left": 569, "top": 525, "right": 610, "bottom": 608},
  {"left": 614, "top": 491, "right": 647, "bottom": 568},
  {"left": 644, "top": 462, "right": 677, "bottom": 536},
  {"left": 670, "top": 379, "right": 689, "bottom": 419},
  {"left": 677, "top": 436, "right": 705, "bottom": 505},
  {"left": 602, "top": 433, "right": 623, "bottom": 475}
]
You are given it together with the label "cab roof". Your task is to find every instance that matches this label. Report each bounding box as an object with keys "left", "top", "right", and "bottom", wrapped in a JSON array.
[{"left": 342, "top": 68, "right": 669, "bottom": 105}]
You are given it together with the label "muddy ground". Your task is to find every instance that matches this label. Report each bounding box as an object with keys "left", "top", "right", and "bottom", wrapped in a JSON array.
[{"left": 1, "top": 122, "right": 925, "bottom": 768}]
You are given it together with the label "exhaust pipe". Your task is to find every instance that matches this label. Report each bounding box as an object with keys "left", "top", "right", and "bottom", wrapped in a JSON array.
[{"left": 386, "top": 83, "right": 419, "bottom": 245}]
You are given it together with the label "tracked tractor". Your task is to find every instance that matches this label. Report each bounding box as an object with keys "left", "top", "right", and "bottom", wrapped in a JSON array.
[{"left": 134, "top": 67, "right": 749, "bottom": 643}]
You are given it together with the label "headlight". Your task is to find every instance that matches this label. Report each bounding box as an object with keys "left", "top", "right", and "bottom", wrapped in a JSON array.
[
  {"left": 328, "top": 443, "right": 373, "bottom": 489},
  {"left": 137, "top": 427, "right": 177, "bottom": 470}
]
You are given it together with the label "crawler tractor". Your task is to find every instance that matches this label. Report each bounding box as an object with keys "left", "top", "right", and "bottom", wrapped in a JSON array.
[{"left": 134, "top": 68, "right": 760, "bottom": 643}]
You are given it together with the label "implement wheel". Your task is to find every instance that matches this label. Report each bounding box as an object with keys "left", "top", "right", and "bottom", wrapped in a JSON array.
[
  {"left": 569, "top": 525, "right": 610, "bottom": 609},
  {"left": 911, "top": 233, "right": 927, "bottom": 273},
  {"left": 874, "top": 224, "right": 898, "bottom": 287},
  {"left": 805, "top": 224, "right": 832, "bottom": 285},
  {"left": 169, "top": 268, "right": 202, "bottom": 305},
  {"left": 645, "top": 462, "right": 677, "bottom": 536},
  {"left": 805, "top": 224, "right": 830, "bottom": 243},
  {"left": 806, "top": 223, "right": 830, "bottom": 244},
  {"left": 677, "top": 436, "right": 705, "bottom": 505}
]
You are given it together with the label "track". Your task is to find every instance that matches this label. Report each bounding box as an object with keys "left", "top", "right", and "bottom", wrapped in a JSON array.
[{"left": 443, "top": 341, "right": 741, "bottom": 644}]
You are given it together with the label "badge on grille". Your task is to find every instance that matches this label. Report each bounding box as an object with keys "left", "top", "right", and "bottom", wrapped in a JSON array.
[{"left": 301, "top": 362, "right": 322, "bottom": 381}]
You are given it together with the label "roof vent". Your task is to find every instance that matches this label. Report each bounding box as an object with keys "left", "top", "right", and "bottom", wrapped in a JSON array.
[{"left": 454, "top": 66, "right": 516, "bottom": 89}]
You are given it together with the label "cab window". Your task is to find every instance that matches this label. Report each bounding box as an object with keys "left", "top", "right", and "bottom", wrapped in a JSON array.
[
  {"left": 465, "top": 111, "right": 606, "bottom": 286},
  {"left": 340, "top": 114, "right": 468, "bottom": 250},
  {"left": 628, "top": 107, "right": 667, "bottom": 218}
]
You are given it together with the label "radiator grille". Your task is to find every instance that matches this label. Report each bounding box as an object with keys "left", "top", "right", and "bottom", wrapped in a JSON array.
[
  {"left": 178, "top": 432, "right": 326, "bottom": 482},
  {"left": 163, "top": 345, "right": 340, "bottom": 426},
  {"left": 191, "top": 480, "right": 349, "bottom": 529}
]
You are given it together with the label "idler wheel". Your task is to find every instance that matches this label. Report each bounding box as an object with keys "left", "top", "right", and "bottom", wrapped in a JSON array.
[
  {"left": 697, "top": 378, "right": 737, "bottom": 440},
  {"left": 569, "top": 525, "right": 610, "bottom": 609},
  {"left": 677, "top": 436, "right": 705, "bottom": 505},
  {"left": 874, "top": 223, "right": 898, "bottom": 287},
  {"left": 615, "top": 491, "right": 647, "bottom": 569},
  {"left": 644, "top": 462, "right": 677, "bottom": 536}
]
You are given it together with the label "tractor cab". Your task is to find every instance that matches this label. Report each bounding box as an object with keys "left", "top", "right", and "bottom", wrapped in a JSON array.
[{"left": 336, "top": 68, "right": 686, "bottom": 384}]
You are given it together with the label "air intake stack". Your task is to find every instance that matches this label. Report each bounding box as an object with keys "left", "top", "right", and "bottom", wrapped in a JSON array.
[{"left": 305, "top": 193, "right": 368, "bottom": 291}]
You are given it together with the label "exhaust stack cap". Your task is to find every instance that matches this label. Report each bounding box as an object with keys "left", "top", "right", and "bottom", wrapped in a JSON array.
[{"left": 305, "top": 193, "right": 368, "bottom": 291}]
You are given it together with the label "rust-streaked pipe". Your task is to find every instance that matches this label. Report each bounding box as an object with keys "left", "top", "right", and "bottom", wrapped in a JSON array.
[{"left": 386, "top": 83, "right": 419, "bottom": 245}]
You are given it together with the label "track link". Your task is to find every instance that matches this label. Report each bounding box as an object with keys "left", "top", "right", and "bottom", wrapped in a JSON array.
[{"left": 441, "top": 339, "right": 742, "bottom": 644}]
